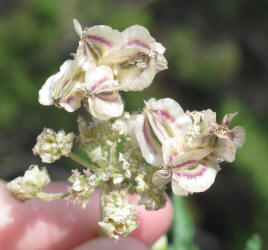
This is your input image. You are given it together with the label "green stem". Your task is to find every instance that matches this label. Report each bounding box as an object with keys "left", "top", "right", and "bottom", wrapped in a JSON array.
[
  {"left": 36, "top": 191, "right": 70, "bottom": 201},
  {"left": 68, "top": 152, "right": 101, "bottom": 174},
  {"left": 98, "top": 183, "right": 110, "bottom": 237}
]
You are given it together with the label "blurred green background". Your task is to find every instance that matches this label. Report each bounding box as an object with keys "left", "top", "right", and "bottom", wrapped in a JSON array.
[{"left": 0, "top": 0, "right": 267, "bottom": 249}]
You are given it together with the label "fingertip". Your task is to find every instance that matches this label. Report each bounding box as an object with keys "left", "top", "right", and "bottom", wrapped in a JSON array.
[
  {"left": 73, "top": 237, "right": 149, "bottom": 250},
  {"left": 0, "top": 181, "right": 100, "bottom": 250},
  {"left": 130, "top": 194, "right": 173, "bottom": 246}
]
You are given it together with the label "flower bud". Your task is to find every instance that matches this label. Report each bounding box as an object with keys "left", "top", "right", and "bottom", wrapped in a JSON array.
[
  {"left": 7, "top": 165, "right": 50, "bottom": 201},
  {"left": 33, "top": 128, "right": 75, "bottom": 163}
]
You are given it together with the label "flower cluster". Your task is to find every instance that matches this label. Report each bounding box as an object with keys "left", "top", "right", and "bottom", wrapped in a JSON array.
[
  {"left": 133, "top": 98, "right": 245, "bottom": 196},
  {"left": 7, "top": 20, "right": 245, "bottom": 241},
  {"left": 7, "top": 165, "right": 50, "bottom": 201},
  {"left": 39, "top": 19, "right": 167, "bottom": 120},
  {"left": 33, "top": 128, "right": 75, "bottom": 163},
  {"left": 99, "top": 190, "right": 138, "bottom": 240}
]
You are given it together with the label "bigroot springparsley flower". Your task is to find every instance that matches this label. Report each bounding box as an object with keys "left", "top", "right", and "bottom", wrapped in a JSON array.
[
  {"left": 39, "top": 20, "right": 167, "bottom": 120},
  {"left": 133, "top": 98, "right": 245, "bottom": 196},
  {"left": 74, "top": 19, "right": 168, "bottom": 91}
]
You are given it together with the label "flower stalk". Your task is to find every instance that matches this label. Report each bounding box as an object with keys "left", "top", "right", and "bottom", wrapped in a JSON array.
[
  {"left": 68, "top": 152, "right": 102, "bottom": 174},
  {"left": 36, "top": 191, "right": 70, "bottom": 201}
]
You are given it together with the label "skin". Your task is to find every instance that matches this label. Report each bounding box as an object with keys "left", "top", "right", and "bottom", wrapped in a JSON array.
[{"left": 0, "top": 181, "right": 173, "bottom": 250}]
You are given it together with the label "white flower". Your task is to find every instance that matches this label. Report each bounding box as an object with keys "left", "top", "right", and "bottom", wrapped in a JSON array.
[
  {"left": 38, "top": 59, "right": 90, "bottom": 112},
  {"left": 75, "top": 20, "right": 167, "bottom": 92},
  {"left": 163, "top": 137, "right": 220, "bottom": 196},
  {"left": 212, "top": 112, "right": 246, "bottom": 162},
  {"left": 81, "top": 65, "right": 124, "bottom": 120},
  {"left": 134, "top": 98, "right": 192, "bottom": 166},
  {"left": 133, "top": 98, "right": 246, "bottom": 196},
  {"left": 33, "top": 128, "right": 75, "bottom": 163}
]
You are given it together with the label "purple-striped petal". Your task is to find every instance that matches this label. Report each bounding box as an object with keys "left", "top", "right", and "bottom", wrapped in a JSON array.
[
  {"left": 121, "top": 25, "right": 155, "bottom": 52},
  {"left": 228, "top": 126, "right": 246, "bottom": 149},
  {"left": 145, "top": 98, "right": 192, "bottom": 139},
  {"left": 59, "top": 92, "right": 83, "bottom": 112},
  {"left": 162, "top": 137, "right": 185, "bottom": 166},
  {"left": 88, "top": 91, "right": 124, "bottom": 120},
  {"left": 100, "top": 47, "right": 142, "bottom": 65},
  {"left": 117, "top": 56, "right": 157, "bottom": 91},
  {"left": 75, "top": 40, "right": 96, "bottom": 70},
  {"left": 169, "top": 147, "right": 213, "bottom": 170},
  {"left": 135, "top": 115, "right": 164, "bottom": 166},
  {"left": 171, "top": 157, "right": 220, "bottom": 195},
  {"left": 85, "top": 65, "right": 119, "bottom": 94},
  {"left": 213, "top": 137, "right": 236, "bottom": 162},
  {"left": 82, "top": 25, "right": 122, "bottom": 61},
  {"left": 39, "top": 60, "right": 84, "bottom": 113},
  {"left": 39, "top": 60, "right": 74, "bottom": 105}
]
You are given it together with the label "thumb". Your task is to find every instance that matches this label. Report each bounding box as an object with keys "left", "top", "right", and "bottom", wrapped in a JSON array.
[{"left": 73, "top": 237, "right": 149, "bottom": 250}]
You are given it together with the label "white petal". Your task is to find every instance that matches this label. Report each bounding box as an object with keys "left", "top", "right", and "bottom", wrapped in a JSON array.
[
  {"left": 118, "top": 57, "right": 157, "bottom": 91},
  {"left": 213, "top": 137, "right": 236, "bottom": 162},
  {"left": 162, "top": 137, "right": 185, "bottom": 166},
  {"left": 85, "top": 65, "right": 119, "bottom": 93},
  {"left": 38, "top": 72, "right": 62, "bottom": 105},
  {"left": 170, "top": 147, "right": 213, "bottom": 169},
  {"left": 82, "top": 25, "right": 123, "bottom": 60},
  {"left": 59, "top": 91, "right": 83, "bottom": 112},
  {"left": 100, "top": 47, "right": 142, "bottom": 65},
  {"left": 121, "top": 25, "right": 155, "bottom": 51},
  {"left": 38, "top": 60, "right": 73, "bottom": 106},
  {"left": 145, "top": 98, "right": 192, "bottom": 136},
  {"left": 171, "top": 175, "right": 189, "bottom": 196},
  {"left": 172, "top": 158, "right": 220, "bottom": 194},
  {"left": 146, "top": 109, "right": 174, "bottom": 144},
  {"left": 201, "top": 109, "right": 217, "bottom": 128},
  {"left": 228, "top": 126, "right": 246, "bottom": 149},
  {"left": 156, "top": 54, "right": 168, "bottom": 73},
  {"left": 135, "top": 114, "right": 164, "bottom": 166},
  {"left": 88, "top": 92, "right": 124, "bottom": 120},
  {"left": 75, "top": 41, "right": 96, "bottom": 69},
  {"left": 73, "top": 19, "right": 83, "bottom": 37},
  {"left": 153, "top": 42, "right": 166, "bottom": 54}
]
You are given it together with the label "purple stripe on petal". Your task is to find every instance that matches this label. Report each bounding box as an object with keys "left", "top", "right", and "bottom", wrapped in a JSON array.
[
  {"left": 91, "top": 77, "right": 109, "bottom": 92},
  {"left": 86, "top": 35, "right": 113, "bottom": 47},
  {"left": 60, "top": 96, "right": 74, "bottom": 104},
  {"left": 123, "top": 40, "right": 151, "bottom": 50},
  {"left": 97, "top": 94, "right": 119, "bottom": 103},
  {"left": 62, "top": 80, "right": 70, "bottom": 89},
  {"left": 229, "top": 131, "right": 235, "bottom": 140},
  {"left": 154, "top": 109, "right": 183, "bottom": 130},
  {"left": 83, "top": 43, "right": 88, "bottom": 57},
  {"left": 175, "top": 165, "right": 207, "bottom": 178},
  {"left": 139, "top": 60, "right": 150, "bottom": 75},
  {"left": 201, "top": 135, "right": 208, "bottom": 144},
  {"left": 143, "top": 118, "right": 158, "bottom": 155},
  {"left": 154, "top": 109, "right": 175, "bottom": 122},
  {"left": 172, "top": 160, "right": 197, "bottom": 169},
  {"left": 152, "top": 116, "right": 168, "bottom": 141}
]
